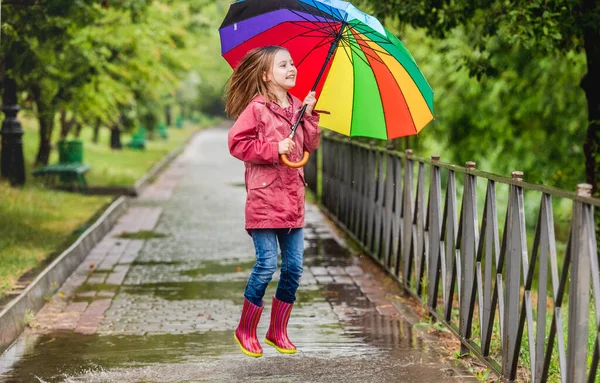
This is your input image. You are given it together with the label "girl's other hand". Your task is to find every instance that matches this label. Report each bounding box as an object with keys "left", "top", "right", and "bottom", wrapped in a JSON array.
[
  {"left": 278, "top": 137, "right": 296, "bottom": 155},
  {"left": 303, "top": 91, "right": 316, "bottom": 115}
]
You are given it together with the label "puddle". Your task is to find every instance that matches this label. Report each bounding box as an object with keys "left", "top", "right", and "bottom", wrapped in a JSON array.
[
  {"left": 179, "top": 260, "right": 257, "bottom": 277},
  {"left": 0, "top": 332, "right": 233, "bottom": 382},
  {"left": 121, "top": 281, "right": 248, "bottom": 301},
  {"left": 115, "top": 231, "right": 169, "bottom": 240}
]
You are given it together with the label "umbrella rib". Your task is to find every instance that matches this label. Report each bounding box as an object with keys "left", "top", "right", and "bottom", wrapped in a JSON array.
[
  {"left": 348, "top": 37, "right": 393, "bottom": 59},
  {"left": 299, "top": 1, "right": 342, "bottom": 34},
  {"left": 288, "top": 20, "right": 332, "bottom": 32},
  {"left": 347, "top": 21, "right": 391, "bottom": 41},
  {"left": 340, "top": 35, "right": 384, "bottom": 66},
  {"left": 338, "top": 40, "right": 354, "bottom": 65},
  {"left": 293, "top": 1, "right": 339, "bottom": 37},
  {"left": 345, "top": 39, "right": 389, "bottom": 64},
  {"left": 291, "top": 4, "right": 337, "bottom": 36},
  {"left": 346, "top": 26, "right": 393, "bottom": 58},
  {"left": 314, "top": 0, "right": 346, "bottom": 24},
  {"left": 295, "top": 35, "right": 336, "bottom": 69},
  {"left": 336, "top": 27, "right": 355, "bottom": 65},
  {"left": 277, "top": 25, "right": 338, "bottom": 47},
  {"left": 303, "top": 0, "right": 346, "bottom": 21},
  {"left": 288, "top": 8, "right": 337, "bottom": 35},
  {"left": 346, "top": 23, "right": 404, "bottom": 57}
]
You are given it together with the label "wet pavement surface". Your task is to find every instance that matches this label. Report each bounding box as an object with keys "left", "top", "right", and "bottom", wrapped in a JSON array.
[{"left": 0, "top": 125, "right": 473, "bottom": 382}]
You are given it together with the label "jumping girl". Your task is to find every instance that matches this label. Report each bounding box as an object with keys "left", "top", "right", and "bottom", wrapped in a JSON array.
[{"left": 226, "top": 45, "right": 321, "bottom": 358}]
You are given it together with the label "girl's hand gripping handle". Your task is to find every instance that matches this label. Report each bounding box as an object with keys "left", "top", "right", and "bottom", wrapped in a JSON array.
[
  {"left": 278, "top": 137, "right": 309, "bottom": 168},
  {"left": 278, "top": 91, "right": 316, "bottom": 168}
]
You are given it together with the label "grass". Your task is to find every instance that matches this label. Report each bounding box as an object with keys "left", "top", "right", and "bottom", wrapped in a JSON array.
[
  {"left": 1, "top": 113, "right": 222, "bottom": 297},
  {"left": 0, "top": 182, "right": 112, "bottom": 296}
]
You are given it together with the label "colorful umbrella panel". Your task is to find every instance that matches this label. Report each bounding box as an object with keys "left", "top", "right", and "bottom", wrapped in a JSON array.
[{"left": 220, "top": 0, "right": 434, "bottom": 140}]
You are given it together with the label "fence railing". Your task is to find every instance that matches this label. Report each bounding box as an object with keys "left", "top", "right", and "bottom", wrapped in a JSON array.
[{"left": 306, "top": 135, "right": 600, "bottom": 383}]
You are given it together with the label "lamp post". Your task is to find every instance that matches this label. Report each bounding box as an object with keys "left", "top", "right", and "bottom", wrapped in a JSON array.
[
  {"left": 1, "top": 1, "right": 26, "bottom": 186},
  {"left": 1, "top": 73, "right": 26, "bottom": 186}
]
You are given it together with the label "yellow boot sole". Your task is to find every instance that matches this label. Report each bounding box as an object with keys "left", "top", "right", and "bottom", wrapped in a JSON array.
[
  {"left": 264, "top": 338, "right": 297, "bottom": 354},
  {"left": 234, "top": 333, "right": 262, "bottom": 358}
]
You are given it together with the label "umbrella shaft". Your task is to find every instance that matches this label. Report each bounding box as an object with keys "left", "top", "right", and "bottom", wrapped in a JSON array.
[{"left": 290, "top": 22, "right": 347, "bottom": 138}]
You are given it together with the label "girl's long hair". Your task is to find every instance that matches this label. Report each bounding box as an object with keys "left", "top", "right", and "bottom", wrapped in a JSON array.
[{"left": 224, "top": 46, "right": 286, "bottom": 118}]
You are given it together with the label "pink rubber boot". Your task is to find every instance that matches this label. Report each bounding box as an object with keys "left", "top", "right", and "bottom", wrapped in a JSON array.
[
  {"left": 264, "top": 296, "right": 296, "bottom": 354},
  {"left": 234, "top": 298, "right": 264, "bottom": 358}
]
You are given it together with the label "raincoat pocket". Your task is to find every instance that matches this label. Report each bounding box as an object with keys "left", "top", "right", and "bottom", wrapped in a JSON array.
[
  {"left": 246, "top": 170, "right": 282, "bottom": 225},
  {"left": 248, "top": 170, "right": 280, "bottom": 190}
]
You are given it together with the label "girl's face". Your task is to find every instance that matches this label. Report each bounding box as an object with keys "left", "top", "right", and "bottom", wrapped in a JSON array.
[{"left": 264, "top": 49, "right": 297, "bottom": 91}]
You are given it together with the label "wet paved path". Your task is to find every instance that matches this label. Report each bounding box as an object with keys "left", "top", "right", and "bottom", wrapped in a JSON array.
[{"left": 0, "top": 125, "right": 473, "bottom": 382}]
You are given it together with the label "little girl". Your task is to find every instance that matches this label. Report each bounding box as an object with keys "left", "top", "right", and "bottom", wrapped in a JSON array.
[{"left": 226, "top": 46, "right": 321, "bottom": 358}]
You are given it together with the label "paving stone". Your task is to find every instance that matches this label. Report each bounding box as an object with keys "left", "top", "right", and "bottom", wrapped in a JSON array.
[
  {"left": 315, "top": 276, "right": 335, "bottom": 284},
  {"left": 309, "top": 266, "right": 329, "bottom": 276},
  {"left": 64, "top": 302, "right": 88, "bottom": 313},
  {"left": 86, "top": 274, "right": 107, "bottom": 285},
  {"left": 333, "top": 276, "right": 354, "bottom": 284}
]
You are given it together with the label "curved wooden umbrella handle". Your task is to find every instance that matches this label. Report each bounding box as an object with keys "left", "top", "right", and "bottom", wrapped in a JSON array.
[{"left": 280, "top": 151, "right": 310, "bottom": 168}]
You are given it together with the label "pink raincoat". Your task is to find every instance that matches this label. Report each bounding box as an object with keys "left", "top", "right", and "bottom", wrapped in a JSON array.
[{"left": 228, "top": 94, "right": 321, "bottom": 231}]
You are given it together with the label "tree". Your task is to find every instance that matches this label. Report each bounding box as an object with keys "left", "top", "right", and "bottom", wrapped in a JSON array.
[
  {"left": 0, "top": 0, "right": 196, "bottom": 165},
  {"left": 1, "top": 1, "right": 128, "bottom": 165},
  {"left": 365, "top": 0, "right": 600, "bottom": 192}
]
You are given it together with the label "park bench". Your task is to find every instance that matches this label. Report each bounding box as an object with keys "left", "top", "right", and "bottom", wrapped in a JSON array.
[
  {"left": 32, "top": 140, "right": 90, "bottom": 192},
  {"left": 32, "top": 163, "right": 90, "bottom": 192}
]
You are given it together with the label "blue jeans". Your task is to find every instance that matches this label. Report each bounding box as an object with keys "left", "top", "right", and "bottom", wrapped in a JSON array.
[{"left": 244, "top": 228, "right": 304, "bottom": 306}]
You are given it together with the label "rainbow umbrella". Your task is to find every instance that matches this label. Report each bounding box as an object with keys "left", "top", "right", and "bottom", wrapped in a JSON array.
[{"left": 219, "top": 0, "right": 433, "bottom": 142}]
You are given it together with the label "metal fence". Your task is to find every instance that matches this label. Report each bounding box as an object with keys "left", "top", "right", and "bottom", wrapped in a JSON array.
[{"left": 307, "top": 135, "right": 600, "bottom": 383}]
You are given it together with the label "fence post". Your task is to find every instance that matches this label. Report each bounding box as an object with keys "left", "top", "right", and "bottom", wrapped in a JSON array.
[
  {"left": 427, "top": 155, "right": 442, "bottom": 310},
  {"left": 502, "top": 171, "right": 526, "bottom": 380},
  {"left": 402, "top": 149, "right": 414, "bottom": 287},
  {"left": 566, "top": 183, "right": 593, "bottom": 383},
  {"left": 460, "top": 161, "right": 479, "bottom": 355}
]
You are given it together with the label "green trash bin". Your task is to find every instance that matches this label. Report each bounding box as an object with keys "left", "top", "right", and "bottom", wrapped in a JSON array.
[
  {"left": 58, "top": 140, "right": 84, "bottom": 164},
  {"left": 57, "top": 139, "right": 84, "bottom": 184}
]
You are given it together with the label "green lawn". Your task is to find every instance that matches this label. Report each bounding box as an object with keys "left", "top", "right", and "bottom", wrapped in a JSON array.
[
  {"left": 0, "top": 182, "right": 112, "bottom": 296},
  {"left": 1, "top": 114, "right": 221, "bottom": 297}
]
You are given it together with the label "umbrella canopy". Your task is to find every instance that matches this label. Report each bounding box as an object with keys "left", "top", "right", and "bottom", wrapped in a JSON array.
[{"left": 219, "top": 0, "right": 434, "bottom": 140}]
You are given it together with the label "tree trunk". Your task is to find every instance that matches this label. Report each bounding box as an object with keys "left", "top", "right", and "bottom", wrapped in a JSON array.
[
  {"left": 32, "top": 86, "right": 56, "bottom": 166},
  {"left": 60, "top": 108, "right": 68, "bottom": 139},
  {"left": 110, "top": 125, "right": 122, "bottom": 149},
  {"left": 74, "top": 122, "right": 83, "bottom": 138},
  {"left": 92, "top": 118, "right": 101, "bottom": 143},
  {"left": 165, "top": 105, "right": 172, "bottom": 126},
  {"left": 582, "top": 24, "right": 600, "bottom": 195},
  {"left": 59, "top": 109, "right": 77, "bottom": 140}
]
